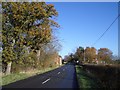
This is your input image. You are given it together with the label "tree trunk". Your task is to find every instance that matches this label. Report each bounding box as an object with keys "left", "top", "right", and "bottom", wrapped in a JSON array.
[
  {"left": 6, "top": 61, "right": 12, "bottom": 75},
  {"left": 36, "top": 50, "right": 40, "bottom": 66}
]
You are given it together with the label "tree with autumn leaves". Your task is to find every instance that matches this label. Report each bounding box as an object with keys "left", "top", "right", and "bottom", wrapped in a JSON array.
[
  {"left": 84, "top": 47, "right": 97, "bottom": 63},
  {"left": 2, "top": 2, "right": 60, "bottom": 74},
  {"left": 74, "top": 47, "right": 84, "bottom": 62},
  {"left": 70, "top": 46, "right": 113, "bottom": 64},
  {"left": 97, "top": 48, "right": 113, "bottom": 64}
]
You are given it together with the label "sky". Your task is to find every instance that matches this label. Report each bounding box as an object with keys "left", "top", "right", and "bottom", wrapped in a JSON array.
[{"left": 49, "top": 2, "right": 118, "bottom": 58}]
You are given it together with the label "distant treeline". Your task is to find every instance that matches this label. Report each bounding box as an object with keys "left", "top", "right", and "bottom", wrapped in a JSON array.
[{"left": 64, "top": 46, "right": 119, "bottom": 64}]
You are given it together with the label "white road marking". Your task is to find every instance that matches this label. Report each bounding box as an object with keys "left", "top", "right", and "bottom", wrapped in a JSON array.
[
  {"left": 58, "top": 72, "right": 60, "bottom": 74},
  {"left": 42, "top": 78, "right": 50, "bottom": 84}
]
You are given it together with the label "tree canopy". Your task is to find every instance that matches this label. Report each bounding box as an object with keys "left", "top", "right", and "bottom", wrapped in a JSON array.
[{"left": 2, "top": 2, "right": 60, "bottom": 74}]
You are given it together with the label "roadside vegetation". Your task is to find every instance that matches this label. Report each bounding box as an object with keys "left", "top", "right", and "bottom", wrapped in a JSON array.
[
  {"left": 76, "top": 64, "right": 120, "bottom": 89},
  {"left": 76, "top": 65, "right": 101, "bottom": 89},
  {"left": 1, "top": 2, "right": 62, "bottom": 86},
  {"left": 82, "top": 64, "right": 120, "bottom": 89},
  {"left": 2, "top": 2, "right": 61, "bottom": 74}
]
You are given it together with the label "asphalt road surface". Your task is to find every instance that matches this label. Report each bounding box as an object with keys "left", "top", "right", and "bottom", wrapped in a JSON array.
[{"left": 3, "top": 63, "right": 79, "bottom": 89}]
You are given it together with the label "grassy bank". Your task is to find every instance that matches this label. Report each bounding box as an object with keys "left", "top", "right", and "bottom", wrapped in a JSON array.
[
  {"left": 76, "top": 65, "right": 101, "bottom": 89},
  {"left": 2, "top": 66, "right": 62, "bottom": 86}
]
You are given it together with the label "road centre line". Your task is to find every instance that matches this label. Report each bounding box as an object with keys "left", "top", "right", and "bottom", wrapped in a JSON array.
[
  {"left": 42, "top": 78, "right": 50, "bottom": 84},
  {"left": 58, "top": 72, "right": 60, "bottom": 74}
]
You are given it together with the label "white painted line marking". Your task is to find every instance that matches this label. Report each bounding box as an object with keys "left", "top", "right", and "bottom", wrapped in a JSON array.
[
  {"left": 42, "top": 78, "right": 50, "bottom": 84},
  {"left": 58, "top": 72, "right": 60, "bottom": 74}
]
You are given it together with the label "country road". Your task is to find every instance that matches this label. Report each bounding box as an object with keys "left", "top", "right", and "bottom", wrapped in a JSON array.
[{"left": 3, "top": 63, "right": 79, "bottom": 89}]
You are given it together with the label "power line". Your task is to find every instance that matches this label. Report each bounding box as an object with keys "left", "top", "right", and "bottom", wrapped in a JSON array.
[{"left": 92, "top": 14, "right": 120, "bottom": 46}]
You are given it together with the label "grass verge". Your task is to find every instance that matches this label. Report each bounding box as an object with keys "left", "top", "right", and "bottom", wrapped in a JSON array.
[
  {"left": 2, "top": 65, "right": 62, "bottom": 86},
  {"left": 2, "top": 73, "right": 29, "bottom": 86},
  {"left": 76, "top": 65, "right": 101, "bottom": 89}
]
